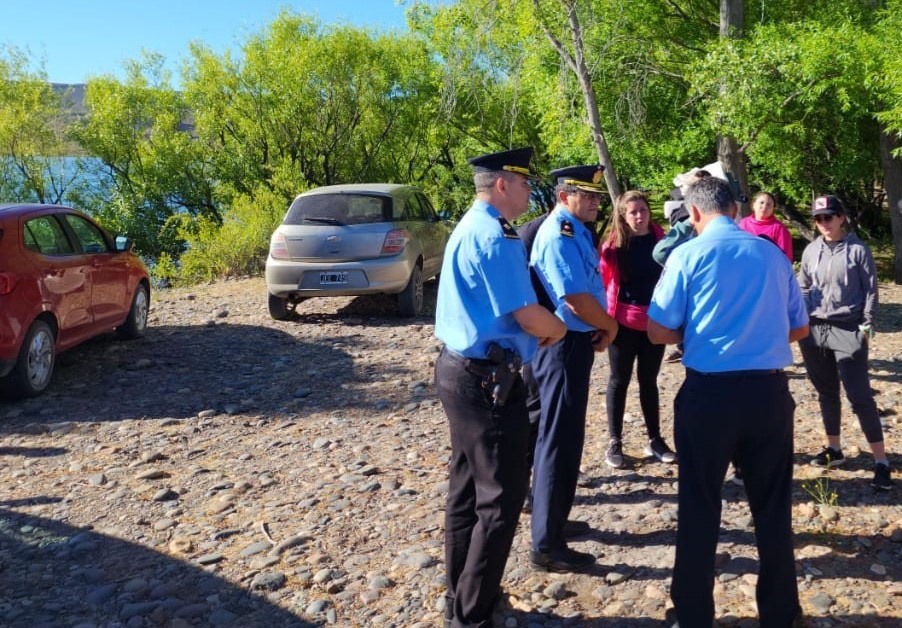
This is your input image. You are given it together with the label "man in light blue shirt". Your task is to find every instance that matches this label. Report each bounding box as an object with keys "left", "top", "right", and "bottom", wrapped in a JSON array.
[
  {"left": 648, "top": 176, "right": 808, "bottom": 628},
  {"left": 434, "top": 147, "right": 566, "bottom": 628},
  {"left": 528, "top": 165, "right": 618, "bottom": 573}
]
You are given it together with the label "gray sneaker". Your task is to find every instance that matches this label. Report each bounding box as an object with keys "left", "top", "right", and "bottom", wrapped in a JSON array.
[{"left": 605, "top": 440, "right": 624, "bottom": 469}]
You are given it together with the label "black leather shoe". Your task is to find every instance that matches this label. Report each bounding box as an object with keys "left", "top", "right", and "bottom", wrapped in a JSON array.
[
  {"left": 530, "top": 547, "right": 595, "bottom": 573},
  {"left": 563, "top": 520, "right": 592, "bottom": 537}
]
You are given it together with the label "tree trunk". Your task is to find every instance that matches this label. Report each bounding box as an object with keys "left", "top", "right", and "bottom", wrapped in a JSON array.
[
  {"left": 566, "top": 3, "right": 621, "bottom": 199},
  {"left": 717, "top": 0, "right": 750, "bottom": 215},
  {"left": 879, "top": 128, "right": 902, "bottom": 284},
  {"left": 533, "top": 0, "right": 621, "bottom": 201}
]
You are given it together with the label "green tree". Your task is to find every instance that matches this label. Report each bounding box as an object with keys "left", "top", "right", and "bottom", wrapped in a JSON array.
[
  {"left": 0, "top": 46, "right": 85, "bottom": 204},
  {"left": 72, "top": 53, "right": 216, "bottom": 258}
]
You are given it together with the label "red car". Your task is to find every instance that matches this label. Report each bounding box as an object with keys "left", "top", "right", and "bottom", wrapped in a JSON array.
[{"left": 0, "top": 203, "right": 150, "bottom": 398}]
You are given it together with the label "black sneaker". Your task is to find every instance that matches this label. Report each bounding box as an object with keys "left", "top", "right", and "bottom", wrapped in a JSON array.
[
  {"left": 645, "top": 437, "right": 677, "bottom": 463},
  {"left": 810, "top": 446, "right": 845, "bottom": 468},
  {"left": 872, "top": 463, "right": 893, "bottom": 491},
  {"left": 530, "top": 546, "right": 595, "bottom": 573},
  {"left": 664, "top": 348, "right": 683, "bottom": 364},
  {"left": 605, "top": 439, "right": 624, "bottom": 469}
]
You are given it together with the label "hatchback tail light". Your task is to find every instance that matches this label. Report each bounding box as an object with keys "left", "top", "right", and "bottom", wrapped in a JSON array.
[
  {"left": 381, "top": 229, "right": 410, "bottom": 255},
  {"left": 0, "top": 272, "right": 19, "bottom": 296},
  {"left": 269, "top": 232, "right": 289, "bottom": 259}
]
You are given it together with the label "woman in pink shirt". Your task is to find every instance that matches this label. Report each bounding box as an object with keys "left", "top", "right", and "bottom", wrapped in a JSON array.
[
  {"left": 738, "top": 192, "right": 794, "bottom": 261},
  {"left": 599, "top": 190, "right": 674, "bottom": 469}
]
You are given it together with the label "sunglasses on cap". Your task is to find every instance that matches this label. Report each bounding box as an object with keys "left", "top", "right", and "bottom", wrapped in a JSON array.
[{"left": 814, "top": 214, "right": 839, "bottom": 223}]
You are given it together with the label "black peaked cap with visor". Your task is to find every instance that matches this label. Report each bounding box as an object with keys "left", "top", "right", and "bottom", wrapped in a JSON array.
[
  {"left": 468, "top": 147, "right": 539, "bottom": 180},
  {"left": 549, "top": 165, "right": 605, "bottom": 194}
]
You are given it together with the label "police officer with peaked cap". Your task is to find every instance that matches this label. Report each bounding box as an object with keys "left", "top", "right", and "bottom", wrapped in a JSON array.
[
  {"left": 529, "top": 165, "right": 619, "bottom": 572},
  {"left": 647, "top": 176, "right": 808, "bottom": 627},
  {"left": 434, "top": 147, "right": 567, "bottom": 628}
]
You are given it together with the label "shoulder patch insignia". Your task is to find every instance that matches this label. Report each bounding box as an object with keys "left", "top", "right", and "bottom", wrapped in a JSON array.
[
  {"left": 561, "top": 220, "right": 575, "bottom": 237},
  {"left": 499, "top": 217, "right": 520, "bottom": 239}
]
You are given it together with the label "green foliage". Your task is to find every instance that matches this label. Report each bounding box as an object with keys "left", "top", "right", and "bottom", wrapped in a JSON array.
[
  {"left": 172, "top": 185, "right": 288, "bottom": 285},
  {"left": 688, "top": 19, "right": 890, "bottom": 228},
  {"left": 802, "top": 474, "right": 839, "bottom": 508},
  {"left": 72, "top": 53, "right": 217, "bottom": 258},
  {"left": 0, "top": 46, "right": 86, "bottom": 204},
  {"left": 876, "top": 0, "right": 902, "bottom": 146}
]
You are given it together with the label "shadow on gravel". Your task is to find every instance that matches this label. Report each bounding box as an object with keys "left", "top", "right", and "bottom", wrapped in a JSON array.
[
  {"left": 0, "top": 446, "right": 67, "bottom": 457},
  {"left": 292, "top": 278, "right": 439, "bottom": 325},
  {"left": 0, "top": 505, "right": 317, "bottom": 627},
  {"left": 0, "top": 322, "right": 399, "bottom": 430},
  {"left": 877, "top": 301, "right": 902, "bottom": 327}
]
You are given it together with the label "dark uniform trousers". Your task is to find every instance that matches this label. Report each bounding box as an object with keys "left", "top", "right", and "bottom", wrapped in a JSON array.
[
  {"left": 530, "top": 330, "right": 595, "bottom": 553},
  {"left": 435, "top": 349, "right": 530, "bottom": 628},
  {"left": 672, "top": 370, "right": 800, "bottom": 627}
]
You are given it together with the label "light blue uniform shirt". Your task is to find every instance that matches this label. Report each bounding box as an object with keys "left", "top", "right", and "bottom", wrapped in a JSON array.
[
  {"left": 435, "top": 199, "right": 539, "bottom": 363},
  {"left": 648, "top": 215, "right": 808, "bottom": 372},
  {"left": 531, "top": 205, "right": 606, "bottom": 332}
]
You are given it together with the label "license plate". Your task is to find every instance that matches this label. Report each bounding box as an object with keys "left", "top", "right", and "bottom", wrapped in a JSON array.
[{"left": 319, "top": 271, "right": 348, "bottom": 285}]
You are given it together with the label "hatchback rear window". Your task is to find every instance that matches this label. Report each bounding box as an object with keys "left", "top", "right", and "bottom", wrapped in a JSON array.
[{"left": 283, "top": 194, "right": 392, "bottom": 226}]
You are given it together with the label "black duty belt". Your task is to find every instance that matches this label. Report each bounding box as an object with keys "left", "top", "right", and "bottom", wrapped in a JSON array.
[
  {"left": 441, "top": 347, "right": 498, "bottom": 377},
  {"left": 686, "top": 368, "right": 783, "bottom": 378}
]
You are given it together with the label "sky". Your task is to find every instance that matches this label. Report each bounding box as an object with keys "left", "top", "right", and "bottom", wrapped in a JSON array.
[{"left": 0, "top": 1, "right": 412, "bottom": 85}]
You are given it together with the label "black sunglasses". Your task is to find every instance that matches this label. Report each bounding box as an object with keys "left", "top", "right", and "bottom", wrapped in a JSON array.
[{"left": 814, "top": 214, "right": 839, "bottom": 223}]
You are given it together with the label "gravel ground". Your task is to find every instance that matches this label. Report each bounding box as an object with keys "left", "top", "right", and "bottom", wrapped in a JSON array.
[{"left": 1, "top": 276, "right": 901, "bottom": 627}]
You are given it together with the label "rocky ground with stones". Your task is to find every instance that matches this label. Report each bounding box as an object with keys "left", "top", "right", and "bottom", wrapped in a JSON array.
[{"left": 1, "top": 276, "right": 901, "bottom": 628}]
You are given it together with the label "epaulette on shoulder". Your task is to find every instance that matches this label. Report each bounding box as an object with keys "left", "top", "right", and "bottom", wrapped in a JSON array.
[
  {"left": 499, "top": 217, "right": 520, "bottom": 239},
  {"left": 561, "top": 220, "right": 575, "bottom": 238}
]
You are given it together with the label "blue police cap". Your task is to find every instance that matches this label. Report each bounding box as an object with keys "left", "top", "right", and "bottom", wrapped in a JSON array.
[
  {"left": 468, "top": 147, "right": 538, "bottom": 179},
  {"left": 549, "top": 165, "right": 605, "bottom": 193}
]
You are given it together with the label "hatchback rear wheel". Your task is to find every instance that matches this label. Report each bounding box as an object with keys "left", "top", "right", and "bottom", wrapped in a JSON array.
[
  {"left": 269, "top": 293, "right": 298, "bottom": 320},
  {"left": 0, "top": 319, "right": 55, "bottom": 399},
  {"left": 398, "top": 264, "right": 424, "bottom": 317},
  {"left": 117, "top": 283, "right": 149, "bottom": 339}
]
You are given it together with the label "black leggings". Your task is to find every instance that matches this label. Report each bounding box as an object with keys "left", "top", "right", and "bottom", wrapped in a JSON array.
[
  {"left": 799, "top": 322, "right": 884, "bottom": 444},
  {"left": 606, "top": 324, "right": 665, "bottom": 442}
]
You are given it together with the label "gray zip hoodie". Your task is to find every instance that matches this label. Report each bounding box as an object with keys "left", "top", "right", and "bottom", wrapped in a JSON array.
[{"left": 797, "top": 231, "right": 878, "bottom": 327}]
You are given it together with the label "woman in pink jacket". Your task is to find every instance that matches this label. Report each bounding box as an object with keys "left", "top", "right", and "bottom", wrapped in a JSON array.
[
  {"left": 599, "top": 190, "right": 675, "bottom": 469},
  {"left": 738, "top": 192, "right": 793, "bottom": 261}
]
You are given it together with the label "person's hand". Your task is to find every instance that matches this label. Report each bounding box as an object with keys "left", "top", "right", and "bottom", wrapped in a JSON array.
[
  {"left": 859, "top": 324, "right": 875, "bottom": 345},
  {"left": 591, "top": 330, "right": 611, "bottom": 352}
]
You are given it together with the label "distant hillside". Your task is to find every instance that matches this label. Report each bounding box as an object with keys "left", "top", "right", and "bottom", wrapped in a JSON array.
[
  {"left": 52, "top": 83, "right": 87, "bottom": 117},
  {"left": 49, "top": 82, "right": 194, "bottom": 135}
]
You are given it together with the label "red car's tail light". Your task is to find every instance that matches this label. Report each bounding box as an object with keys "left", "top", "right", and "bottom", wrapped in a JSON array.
[
  {"left": 269, "top": 232, "right": 289, "bottom": 259},
  {"left": 381, "top": 229, "right": 410, "bottom": 255},
  {"left": 0, "top": 272, "right": 19, "bottom": 295}
]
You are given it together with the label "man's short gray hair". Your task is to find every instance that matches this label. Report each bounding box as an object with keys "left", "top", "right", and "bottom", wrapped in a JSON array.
[
  {"left": 684, "top": 176, "right": 735, "bottom": 215},
  {"left": 555, "top": 182, "right": 580, "bottom": 196},
  {"left": 474, "top": 170, "right": 517, "bottom": 192}
]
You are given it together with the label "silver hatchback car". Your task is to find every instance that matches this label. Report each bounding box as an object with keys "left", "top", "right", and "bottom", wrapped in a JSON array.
[{"left": 265, "top": 184, "right": 451, "bottom": 318}]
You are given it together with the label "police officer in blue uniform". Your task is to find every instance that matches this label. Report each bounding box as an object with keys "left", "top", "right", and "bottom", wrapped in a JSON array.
[
  {"left": 647, "top": 176, "right": 809, "bottom": 627},
  {"left": 435, "top": 147, "right": 567, "bottom": 628},
  {"left": 529, "top": 165, "right": 619, "bottom": 573}
]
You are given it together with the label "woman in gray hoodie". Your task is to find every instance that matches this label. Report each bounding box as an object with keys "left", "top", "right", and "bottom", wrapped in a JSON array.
[{"left": 797, "top": 195, "right": 892, "bottom": 491}]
